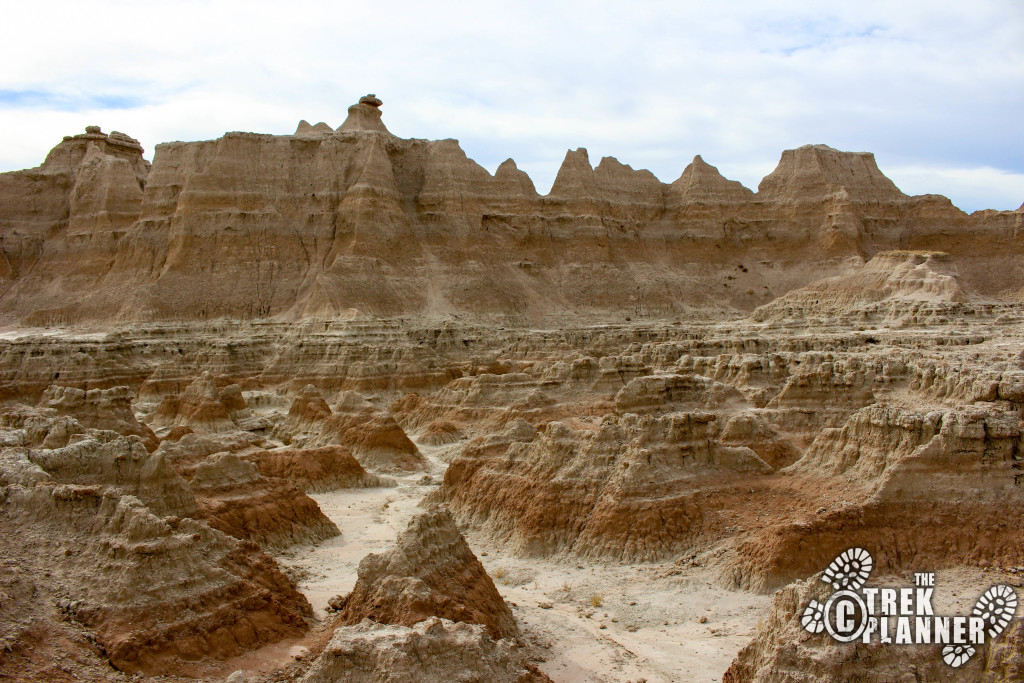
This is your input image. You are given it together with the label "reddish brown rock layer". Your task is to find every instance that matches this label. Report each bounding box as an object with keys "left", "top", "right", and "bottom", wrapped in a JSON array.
[
  {"left": 336, "top": 507, "right": 518, "bottom": 640},
  {"left": 246, "top": 445, "right": 390, "bottom": 492},
  {"left": 282, "top": 385, "right": 424, "bottom": 471},
  {"left": 0, "top": 473, "right": 311, "bottom": 677},
  {"left": 187, "top": 451, "right": 340, "bottom": 549}
]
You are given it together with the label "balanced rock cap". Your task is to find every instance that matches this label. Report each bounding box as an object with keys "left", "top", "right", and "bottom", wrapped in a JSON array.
[{"left": 338, "top": 93, "right": 389, "bottom": 133}]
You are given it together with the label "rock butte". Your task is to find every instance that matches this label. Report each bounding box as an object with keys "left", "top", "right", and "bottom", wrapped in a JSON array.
[
  {"left": 0, "top": 95, "right": 1022, "bottom": 682},
  {"left": 0, "top": 95, "right": 1021, "bottom": 326}
]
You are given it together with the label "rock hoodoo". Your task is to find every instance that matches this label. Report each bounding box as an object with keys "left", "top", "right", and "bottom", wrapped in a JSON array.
[{"left": 337, "top": 93, "right": 389, "bottom": 134}]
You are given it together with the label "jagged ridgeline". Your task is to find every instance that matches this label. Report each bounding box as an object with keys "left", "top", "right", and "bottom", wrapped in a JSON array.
[{"left": 0, "top": 94, "right": 1021, "bottom": 324}]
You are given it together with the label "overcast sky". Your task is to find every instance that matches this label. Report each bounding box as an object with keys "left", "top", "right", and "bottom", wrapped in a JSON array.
[{"left": 1, "top": 1, "right": 1021, "bottom": 212}]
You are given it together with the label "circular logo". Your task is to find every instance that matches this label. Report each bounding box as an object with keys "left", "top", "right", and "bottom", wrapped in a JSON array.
[{"left": 823, "top": 590, "right": 869, "bottom": 643}]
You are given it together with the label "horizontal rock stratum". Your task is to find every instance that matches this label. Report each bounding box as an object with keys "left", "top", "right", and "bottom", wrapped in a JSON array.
[{"left": 0, "top": 95, "right": 1021, "bottom": 326}]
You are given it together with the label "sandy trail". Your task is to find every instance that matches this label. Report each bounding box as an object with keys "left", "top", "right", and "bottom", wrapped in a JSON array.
[{"left": 278, "top": 442, "right": 770, "bottom": 682}]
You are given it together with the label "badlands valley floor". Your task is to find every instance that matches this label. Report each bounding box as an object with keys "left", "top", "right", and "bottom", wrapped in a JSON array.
[{"left": 1, "top": 277, "right": 1023, "bottom": 682}]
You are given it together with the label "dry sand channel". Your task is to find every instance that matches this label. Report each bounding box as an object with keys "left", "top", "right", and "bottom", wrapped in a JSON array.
[{"left": 275, "top": 442, "right": 771, "bottom": 682}]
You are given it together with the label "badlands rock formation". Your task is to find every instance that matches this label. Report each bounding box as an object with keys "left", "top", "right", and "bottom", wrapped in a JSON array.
[
  {"left": 334, "top": 507, "right": 518, "bottom": 640},
  {"left": 282, "top": 385, "right": 424, "bottom": 471},
  {"left": 0, "top": 96, "right": 1021, "bottom": 325},
  {"left": 723, "top": 568, "right": 1024, "bottom": 682},
  {"left": 0, "top": 420, "right": 311, "bottom": 678},
  {"left": 301, "top": 618, "right": 550, "bottom": 683},
  {"left": 0, "top": 95, "right": 1021, "bottom": 682}
]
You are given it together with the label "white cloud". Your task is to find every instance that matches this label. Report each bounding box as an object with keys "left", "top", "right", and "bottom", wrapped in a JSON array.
[
  {"left": 886, "top": 164, "right": 1024, "bottom": 213},
  {"left": 0, "top": 0, "right": 1021, "bottom": 210}
]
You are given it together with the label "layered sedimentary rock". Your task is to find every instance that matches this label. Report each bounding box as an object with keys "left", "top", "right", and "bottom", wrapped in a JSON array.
[
  {"left": 0, "top": 305, "right": 1018, "bottom": 680},
  {"left": 282, "top": 385, "right": 424, "bottom": 471},
  {"left": 187, "top": 451, "right": 340, "bottom": 549},
  {"left": 147, "top": 372, "right": 243, "bottom": 433},
  {"left": 41, "top": 384, "right": 159, "bottom": 451},
  {"left": 1, "top": 97, "right": 1021, "bottom": 325},
  {"left": 335, "top": 507, "right": 518, "bottom": 640},
  {"left": 245, "top": 445, "right": 391, "bottom": 492},
  {"left": 723, "top": 401, "right": 1024, "bottom": 592},
  {"left": 754, "top": 250, "right": 972, "bottom": 323},
  {"left": 301, "top": 618, "right": 550, "bottom": 683},
  {"left": 723, "top": 573, "right": 1024, "bottom": 682},
  {"left": 0, "top": 420, "right": 312, "bottom": 677},
  {"left": 0, "top": 95, "right": 1022, "bottom": 682},
  {"left": 0, "top": 127, "right": 149, "bottom": 323},
  {"left": 433, "top": 411, "right": 775, "bottom": 562}
]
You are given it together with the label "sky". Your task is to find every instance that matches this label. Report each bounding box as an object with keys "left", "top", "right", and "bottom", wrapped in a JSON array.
[{"left": 1, "top": 1, "right": 1022, "bottom": 212}]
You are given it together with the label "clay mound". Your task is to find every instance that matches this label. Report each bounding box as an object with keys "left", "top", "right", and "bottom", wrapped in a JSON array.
[
  {"left": 389, "top": 372, "right": 566, "bottom": 436},
  {"left": 147, "top": 372, "right": 240, "bottom": 433},
  {"left": 336, "top": 507, "right": 518, "bottom": 640},
  {"left": 757, "top": 143, "right": 904, "bottom": 202},
  {"left": 20, "top": 430, "right": 196, "bottom": 517},
  {"left": 42, "top": 385, "right": 158, "bottom": 451},
  {"left": 294, "top": 120, "right": 334, "bottom": 137},
  {"left": 418, "top": 419, "right": 465, "bottom": 446},
  {"left": 788, "top": 403, "right": 1023, "bottom": 503},
  {"left": 337, "top": 93, "right": 390, "bottom": 134},
  {"left": 754, "top": 251, "right": 970, "bottom": 321},
  {"left": 246, "top": 445, "right": 393, "bottom": 492},
  {"left": 722, "top": 499, "right": 1024, "bottom": 594},
  {"left": 301, "top": 618, "right": 551, "bottom": 683},
  {"left": 188, "top": 451, "right": 340, "bottom": 549},
  {"left": 287, "top": 384, "right": 333, "bottom": 424},
  {"left": 0, "top": 475, "right": 311, "bottom": 676},
  {"left": 154, "top": 430, "right": 253, "bottom": 478},
  {"left": 723, "top": 573, "right": 1023, "bottom": 682},
  {"left": 18, "top": 412, "right": 84, "bottom": 450},
  {"left": 283, "top": 386, "right": 424, "bottom": 472},
  {"left": 668, "top": 154, "right": 754, "bottom": 206},
  {"left": 326, "top": 392, "right": 425, "bottom": 471}
]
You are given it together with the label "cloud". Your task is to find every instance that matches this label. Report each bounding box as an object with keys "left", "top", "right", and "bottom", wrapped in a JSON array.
[
  {"left": 0, "top": 0, "right": 1021, "bottom": 211},
  {"left": 885, "top": 164, "right": 1024, "bottom": 213},
  {"left": 0, "top": 89, "right": 146, "bottom": 111}
]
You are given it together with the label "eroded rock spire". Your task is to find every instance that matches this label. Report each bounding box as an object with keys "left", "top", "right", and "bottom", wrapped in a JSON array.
[{"left": 338, "top": 93, "right": 390, "bottom": 134}]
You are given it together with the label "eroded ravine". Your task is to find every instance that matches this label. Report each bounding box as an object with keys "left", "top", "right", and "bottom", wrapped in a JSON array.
[{"left": 277, "top": 437, "right": 773, "bottom": 683}]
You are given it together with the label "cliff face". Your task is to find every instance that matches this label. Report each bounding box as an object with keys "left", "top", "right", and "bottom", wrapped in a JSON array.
[
  {"left": 0, "top": 127, "right": 150, "bottom": 318},
  {"left": 0, "top": 97, "right": 1020, "bottom": 324}
]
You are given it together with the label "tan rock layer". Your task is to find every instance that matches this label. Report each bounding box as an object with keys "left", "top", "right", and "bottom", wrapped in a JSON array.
[
  {"left": 1, "top": 102, "right": 1021, "bottom": 324},
  {"left": 246, "top": 445, "right": 392, "bottom": 492},
  {"left": 336, "top": 507, "right": 518, "bottom": 640}
]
